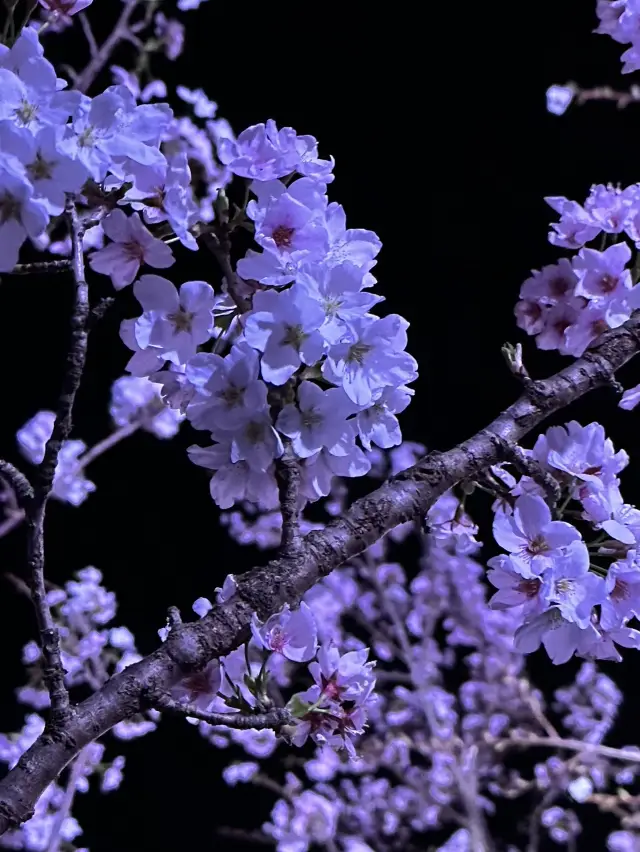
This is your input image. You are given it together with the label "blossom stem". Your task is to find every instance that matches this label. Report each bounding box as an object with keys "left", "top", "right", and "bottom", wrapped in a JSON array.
[
  {"left": 150, "top": 692, "right": 291, "bottom": 729},
  {"left": 25, "top": 198, "right": 90, "bottom": 725}
]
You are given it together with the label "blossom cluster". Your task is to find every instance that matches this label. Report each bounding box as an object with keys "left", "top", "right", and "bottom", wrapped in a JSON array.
[
  {"left": 595, "top": 0, "right": 640, "bottom": 73},
  {"left": 112, "top": 120, "right": 417, "bottom": 510},
  {"left": 210, "top": 454, "right": 640, "bottom": 851},
  {"left": 486, "top": 421, "right": 640, "bottom": 664},
  {"left": 515, "top": 187, "right": 640, "bottom": 356},
  {"left": 162, "top": 589, "right": 377, "bottom": 761},
  {"left": 0, "top": 567, "right": 153, "bottom": 851}
]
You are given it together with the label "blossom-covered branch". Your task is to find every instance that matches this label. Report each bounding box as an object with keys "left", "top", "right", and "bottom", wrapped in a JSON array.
[{"left": 0, "top": 311, "right": 639, "bottom": 837}]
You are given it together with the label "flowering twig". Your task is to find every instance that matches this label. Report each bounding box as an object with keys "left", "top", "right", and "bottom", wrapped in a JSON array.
[
  {"left": 150, "top": 692, "right": 291, "bottom": 730},
  {"left": 276, "top": 444, "right": 303, "bottom": 553},
  {"left": 73, "top": 0, "right": 140, "bottom": 94},
  {"left": 5, "top": 260, "right": 71, "bottom": 276},
  {"left": 24, "top": 198, "right": 89, "bottom": 726},
  {"left": 1, "top": 314, "right": 640, "bottom": 834}
]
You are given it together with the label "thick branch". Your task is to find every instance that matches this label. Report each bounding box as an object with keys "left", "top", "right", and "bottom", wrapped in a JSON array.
[
  {"left": 1, "top": 316, "right": 640, "bottom": 834},
  {"left": 275, "top": 445, "right": 302, "bottom": 553},
  {"left": 25, "top": 199, "right": 90, "bottom": 726},
  {"left": 152, "top": 693, "right": 291, "bottom": 730}
]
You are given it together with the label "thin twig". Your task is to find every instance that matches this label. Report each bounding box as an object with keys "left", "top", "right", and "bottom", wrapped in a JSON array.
[
  {"left": 151, "top": 692, "right": 291, "bottom": 730},
  {"left": 73, "top": 0, "right": 140, "bottom": 94},
  {"left": 0, "top": 509, "right": 25, "bottom": 539},
  {"left": 76, "top": 422, "right": 140, "bottom": 470},
  {"left": 25, "top": 198, "right": 90, "bottom": 725},
  {"left": 6, "top": 260, "right": 71, "bottom": 276},
  {"left": 275, "top": 444, "right": 302, "bottom": 553},
  {"left": 46, "top": 749, "right": 88, "bottom": 852},
  {"left": 78, "top": 12, "right": 98, "bottom": 58},
  {"left": 498, "top": 733, "right": 640, "bottom": 765},
  {"left": 199, "top": 231, "right": 252, "bottom": 312}
]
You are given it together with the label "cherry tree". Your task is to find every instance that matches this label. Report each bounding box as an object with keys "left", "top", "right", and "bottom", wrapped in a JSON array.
[{"left": 2, "top": 2, "right": 640, "bottom": 850}]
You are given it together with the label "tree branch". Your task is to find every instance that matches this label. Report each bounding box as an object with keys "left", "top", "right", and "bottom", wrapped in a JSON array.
[
  {"left": 6, "top": 260, "right": 71, "bottom": 276},
  {"left": 24, "top": 199, "right": 90, "bottom": 727},
  {"left": 151, "top": 693, "right": 291, "bottom": 730},
  {"left": 1, "top": 315, "right": 640, "bottom": 835},
  {"left": 0, "top": 461, "right": 33, "bottom": 503},
  {"left": 497, "top": 732, "right": 640, "bottom": 765},
  {"left": 275, "top": 444, "right": 302, "bottom": 554},
  {"left": 73, "top": 0, "right": 139, "bottom": 94}
]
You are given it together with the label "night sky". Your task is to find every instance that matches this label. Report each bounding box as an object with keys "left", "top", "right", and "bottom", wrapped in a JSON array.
[{"left": 1, "top": 1, "right": 640, "bottom": 849}]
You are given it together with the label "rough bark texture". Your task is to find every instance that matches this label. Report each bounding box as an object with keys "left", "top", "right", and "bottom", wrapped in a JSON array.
[{"left": 1, "top": 316, "right": 639, "bottom": 833}]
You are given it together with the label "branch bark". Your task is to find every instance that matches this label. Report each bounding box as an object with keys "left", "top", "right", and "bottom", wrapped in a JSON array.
[
  {"left": 0, "top": 315, "right": 639, "bottom": 834},
  {"left": 151, "top": 694, "right": 291, "bottom": 730},
  {"left": 24, "top": 199, "right": 90, "bottom": 727}
]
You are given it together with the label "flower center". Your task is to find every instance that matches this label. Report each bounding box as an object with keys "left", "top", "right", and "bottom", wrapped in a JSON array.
[
  {"left": 346, "top": 342, "right": 372, "bottom": 365},
  {"left": 517, "top": 578, "right": 541, "bottom": 599},
  {"left": 244, "top": 420, "right": 267, "bottom": 444},
  {"left": 167, "top": 308, "right": 194, "bottom": 334},
  {"left": 14, "top": 100, "right": 38, "bottom": 127},
  {"left": 272, "top": 225, "right": 295, "bottom": 249},
  {"left": 598, "top": 273, "right": 618, "bottom": 294},
  {"left": 301, "top": 408, "right": 323, "bottom": 429},
  {"left": 282, "top": 324, "right": 307, "bottom": 350},
  {"left": 218, "top": 385, "right": 244, "bottom": 408},
  {"left": 123, "top": 241, "right": 146, "bottom": 262},
  {"left": 27, "top": 153, "right": 56, "bottom": 182},
  {"left": 526, "top": 534, "right": 549, "bottom": 556}
]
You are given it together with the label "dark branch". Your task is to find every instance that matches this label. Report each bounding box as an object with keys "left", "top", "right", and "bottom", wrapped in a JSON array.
[
  {"left": 5, "top": 260, "right": 71, "bottom": 276},
  {"left": 496, "top": 440, "right": 562, "bottom": 509},
  {"left": 24, "top": 198, "right": 90, "bottom": 727},
  {"left": 0, "top": 461, "right": 33, "bottom": 503},
  {"left": 275, "top": 444, "right": 303, "bottom": 553},
  {"left": 199, "top": 231, "right": 253, "bottom": 312},
  {"left": 1, "top": 315, "right": 640, "bottom": 835},
  {"left": 151, "top": 693, "right": 291, "bottom": 730}
]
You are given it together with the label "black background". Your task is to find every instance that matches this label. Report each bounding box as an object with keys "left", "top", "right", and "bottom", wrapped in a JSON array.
[{"left": 2, "top": 1, "right": 640, "bottom": 849}]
